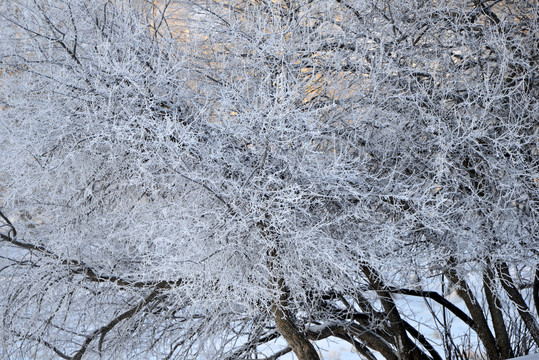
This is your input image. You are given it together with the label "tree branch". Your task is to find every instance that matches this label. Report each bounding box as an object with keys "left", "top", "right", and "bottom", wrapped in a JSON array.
[
  {"left": 72, "top": 289, "right": 161, "bottom": 360},
  {"left": 385, "top": 287, "right": 476, "bottom": 332},
  {"left": 0, "top": 210, "right": 180, "bottom": 289}
]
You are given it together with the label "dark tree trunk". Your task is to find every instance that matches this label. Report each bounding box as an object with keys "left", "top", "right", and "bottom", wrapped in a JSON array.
[
  {"left": 483, "top": 262, "right": 513, "bottom": 359},
  {"left": 271, "top": 278, "right": 320, "bottom": 360},
  {"left": 497, "top": 262, "right": 539, "bottom": 346},
  {"left": 362, "top": 265, "right": 424, "bottom": 360},
  {"left": 534, "top": 268, "right": 539, "bottom": 327},
  {"left": 448, "top": 266, "right": 502, "bottom": 360}
]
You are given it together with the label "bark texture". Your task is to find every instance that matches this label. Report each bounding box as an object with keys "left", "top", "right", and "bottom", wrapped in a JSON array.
[
  {"left": 497, "top": 262, "right": 539, "bottom": 346},
  {"left": 271, "top": 278, "right": 320, "bottom": 360},
  {"left": 448, "top": 267, "right": 502, "bottom": 360}
]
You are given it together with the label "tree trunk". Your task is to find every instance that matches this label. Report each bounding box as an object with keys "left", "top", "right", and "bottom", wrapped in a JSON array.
[
  {"left": 497, "top": 262, "right": 539, "bottom": 346},
  {"left": 362, "top": 265, "right": 424, "bottom": 360},
  {"left": 534, "top": 268, "right": 539, "bottom": 326},
  {"left": 483, "top": 262, "right": 513, "bottom": 358},
  {"left": 447, "top": 265, "right": 502, "bottom": 360},
  {"left": 271, "top": 277, "right": 320, "bottom": 360}
]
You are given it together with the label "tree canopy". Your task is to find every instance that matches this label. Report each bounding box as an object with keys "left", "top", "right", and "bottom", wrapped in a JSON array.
[{"left": 0, "top": 1, "right": 537, "bottom": 359}]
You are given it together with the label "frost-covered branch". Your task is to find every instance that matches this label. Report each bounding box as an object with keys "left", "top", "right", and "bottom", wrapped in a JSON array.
[{"left": 1, "top": 0, "right": 537, "bottom": 359}]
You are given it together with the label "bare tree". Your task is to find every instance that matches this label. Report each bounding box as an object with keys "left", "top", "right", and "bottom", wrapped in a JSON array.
[{"left": 0, "top": 0, "right": 537, "bottom": 359}]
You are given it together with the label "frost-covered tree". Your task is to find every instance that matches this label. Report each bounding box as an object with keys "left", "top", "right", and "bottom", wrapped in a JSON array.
[{"left": 0, "top": 0, "right": 537, "bottom": 359}]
